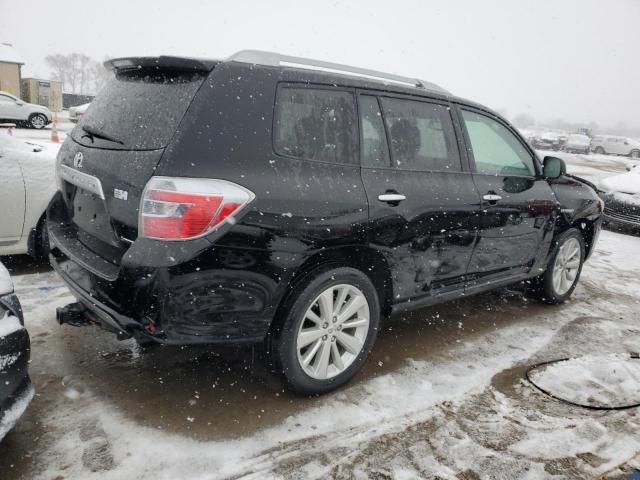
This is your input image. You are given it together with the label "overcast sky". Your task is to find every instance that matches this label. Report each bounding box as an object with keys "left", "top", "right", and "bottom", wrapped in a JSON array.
[{"left": 2, "top": 0, "right": 639, "bottom": 127}]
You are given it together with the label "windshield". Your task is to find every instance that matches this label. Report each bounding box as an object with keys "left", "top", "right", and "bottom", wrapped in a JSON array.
[{"left": 71, "top": 68, "right": 205, "bottom": 150}]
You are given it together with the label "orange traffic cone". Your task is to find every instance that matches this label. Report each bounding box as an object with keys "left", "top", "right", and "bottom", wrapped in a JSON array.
[
  {"left": 7, "top": 126, "right": 13, "bottom": 136},
  {"left": 51, "top": 113, "right": 60, "bottom": 143}
]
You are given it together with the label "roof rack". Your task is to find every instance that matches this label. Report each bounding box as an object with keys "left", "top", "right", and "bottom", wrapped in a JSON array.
[{"left": 227, "top": 50, "right": 450, "bottom": 95}]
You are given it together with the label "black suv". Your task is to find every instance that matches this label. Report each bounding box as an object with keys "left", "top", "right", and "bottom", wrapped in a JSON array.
[{"left": 48, "top": 50, "right": 603, "bottom": 394}]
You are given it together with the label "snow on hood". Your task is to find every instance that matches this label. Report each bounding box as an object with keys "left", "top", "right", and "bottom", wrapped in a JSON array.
[
  {"left": 0, "top": 132, "right": 61, "bottom": 159},
  {"left": 0, "top": 261, "right": 12, "bottom": 296},
  {"left": 0, "top": 133, "right": 44, "bottom": 153},
  {"left": 599, "top": 167, "right": 640, "bottom": 195}
]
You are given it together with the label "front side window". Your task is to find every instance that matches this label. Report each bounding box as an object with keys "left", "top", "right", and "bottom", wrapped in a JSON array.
[
  {"left": 461, "top": 110, "right": 535, "bottom": 176},
  {"left": 359, "top": 95, "right": 390, "bottom": 168},
  {"left": 380, "top": 97, "right": 461, "bottom": 171},
  {"left": 274, "top": 87, "right": 357, "bottom": 164}
]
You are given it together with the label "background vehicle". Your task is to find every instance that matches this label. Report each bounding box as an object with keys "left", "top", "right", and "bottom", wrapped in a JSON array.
[
  {"left": 0, "top": 261, "right": 33, "bottom": 442},
  {"left": 598, "top": 164, "right": 640, "bottom": 232},
  {"left": 0, "top": 91, "right": 52, "bottom": 129},
  {"left": 0, "top": 135, "right": 57, "bottom": 258},
  {"left": 48, "top": 51, "right": 603, "bottom": 395},
  {"left": 68, "top": 103, "right": 90, "bottom": 123},
  {"left": 563, "top": 134, "right": 591, "bottom": 154},
  {"left": 591, "top": 135, "right": 640, "bottom": 158},
  {"left": 531, "top": 131, "right": 564, "bottom": 151}
]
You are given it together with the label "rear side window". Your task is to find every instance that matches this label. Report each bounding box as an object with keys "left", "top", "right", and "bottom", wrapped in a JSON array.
[
  {"left": 274, "top": 87, "right": 357, "bottom": 164},
  {"left": 359, "top": 95, "right": 390, "bottom": 168},
  {"left": 380, "top": 97, "right": 461, "bottom": 172},
  {"left": 461, "top": 110, "right": 535, "bottom": 177},
  {"left": 72, "top": 69, "right": 205, "bottom": 151}
]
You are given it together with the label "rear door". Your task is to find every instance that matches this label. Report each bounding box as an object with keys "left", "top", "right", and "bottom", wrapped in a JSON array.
[
  {"left": 359, "top": 93, "right": 481, "bottom": 302},
  {"left": 457, "top": 106, "right": 558, "bottom": 287}
]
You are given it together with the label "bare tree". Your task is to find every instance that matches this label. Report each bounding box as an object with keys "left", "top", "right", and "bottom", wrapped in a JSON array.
[{"left": 45, "top": 53, "right": 112, "bottom": 95}]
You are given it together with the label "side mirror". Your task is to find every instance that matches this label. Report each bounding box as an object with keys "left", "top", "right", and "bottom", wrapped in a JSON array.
[
  {"left": 15, "top": 101, "right": 24, "bottom": 106},
  {"left": 543, "top": 156, "right": 566, "bottom": 179}
]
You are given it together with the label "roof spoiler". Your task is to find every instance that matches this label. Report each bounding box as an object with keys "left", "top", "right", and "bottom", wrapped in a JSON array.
[{"left": 104, "top": 56, "right": 218, "bottom": 72}]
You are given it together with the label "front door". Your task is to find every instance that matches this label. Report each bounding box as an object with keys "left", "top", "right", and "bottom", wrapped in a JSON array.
[
  {"left": 0, "top": 93, "right": 26, "bottom": 120},
  {"left": 457, "top": 107, "right": 558, "bottom": 287},
  {"left": 359, "top": 93, "right": 481, "bottom": 303}
]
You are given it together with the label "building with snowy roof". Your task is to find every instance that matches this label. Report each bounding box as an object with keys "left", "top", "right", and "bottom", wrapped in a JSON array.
[{"left": 0, "top": 43, "right": 24, "bottom": 97}]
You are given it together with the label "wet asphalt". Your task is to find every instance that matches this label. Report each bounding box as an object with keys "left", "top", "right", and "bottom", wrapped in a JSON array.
[{"left": 0, "top": 253, "right": 555, "bottom": 479}]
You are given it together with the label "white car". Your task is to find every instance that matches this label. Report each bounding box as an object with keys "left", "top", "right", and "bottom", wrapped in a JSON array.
[
  {"left": 0, "top": 91, "right": 53, "bottom": 129},
  {"left": 68, "top": 103, "right": 90, "bottom": 123},
  {"left": 563, "top": 134, "right": 591, "bottom": 154},
  {"left": 0, "top": 135, "right": 58, "bottom": 258},
  {"left": 591, "top": 135, "right": 640, "bottom": 158}
]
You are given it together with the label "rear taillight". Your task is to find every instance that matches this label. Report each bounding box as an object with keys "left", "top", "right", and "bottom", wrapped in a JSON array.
[{"left": 139, "top": 177, "right": 254, "bottom": 240}]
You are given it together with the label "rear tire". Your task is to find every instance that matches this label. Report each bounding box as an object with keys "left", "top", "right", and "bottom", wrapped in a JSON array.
[
  {"left": 268, "top": 267, "right": 380, "bottom": 395},
  {"left": 31, "top": 216, "right": 50, "bottom": 262},
  {"left": 531, "top": 229, "right": 585, "bottom": 304},
  {"left": 630, "top": 149, "right": 640, "bottom": 159}
]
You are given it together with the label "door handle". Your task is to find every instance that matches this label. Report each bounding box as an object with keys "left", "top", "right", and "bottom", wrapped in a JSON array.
[
  {"left": 378, "top": 193, "right": 406, "bottom": 203},
  {"left": 483, "top": 194, "right": 503, "bottom": 202}
]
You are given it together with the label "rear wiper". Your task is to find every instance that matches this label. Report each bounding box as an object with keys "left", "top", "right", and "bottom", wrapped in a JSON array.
[{"left": 81, "top": 124, "right": 124, "bottom": 145}]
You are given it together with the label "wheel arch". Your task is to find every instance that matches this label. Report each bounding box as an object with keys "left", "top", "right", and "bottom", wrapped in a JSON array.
[
  {"left": 271, "top": 245, "right": 393, "bottom": 331},
  {"left": 572, "top": 217, "right": 599, "bottom": 260},
  {"left": 26, "top": 212, "right": 47, "bottom": 259}
]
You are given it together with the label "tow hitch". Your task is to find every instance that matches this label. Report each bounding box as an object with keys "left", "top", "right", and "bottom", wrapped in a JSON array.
[{"left": 56, "top": 302, "right": 92, "bottom": 327}]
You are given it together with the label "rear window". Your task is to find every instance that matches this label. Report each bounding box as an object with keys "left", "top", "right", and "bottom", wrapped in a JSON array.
[
  {"left": 274, "top": 87, "right": 357, "bottom": 164},
  {"left": 72, "top": 69, "right": 205, "bottom": 150}
]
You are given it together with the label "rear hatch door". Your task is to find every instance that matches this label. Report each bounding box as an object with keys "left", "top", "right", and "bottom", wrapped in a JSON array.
[{"left": 57, "top": 58, "right": 211, "bottom": 263}]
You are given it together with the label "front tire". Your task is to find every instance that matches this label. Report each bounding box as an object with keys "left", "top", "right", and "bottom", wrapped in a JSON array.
[
  {"left": 29, "top": 113, "right": 47, "bottom": 129},
  {"left": 630, "top": 149, "right": 640, "bottom": 159},
  {"left": 533, "top": 229, "right": 585, "bottom": 304},
  {"left": 594, "top": 146, "right": 605, "bottom": 154},
  {"left": 269, "top": 267, "right": 380, "bottom": 395}
]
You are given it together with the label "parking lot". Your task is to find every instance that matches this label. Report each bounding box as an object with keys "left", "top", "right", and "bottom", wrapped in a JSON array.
[{"left": 0, "top": 128, "right": 639, "bottom": 477}]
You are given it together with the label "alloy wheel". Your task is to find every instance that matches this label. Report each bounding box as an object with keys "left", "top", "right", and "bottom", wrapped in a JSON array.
[
  {"left": 552, "top": 237, "right": 582, "bottom": 296},
  {"left": 31, "top": 114, "right": 45, "bottom": 129},
  {"left": 296, "top": 284, "right": 370, "bottom": 380}
]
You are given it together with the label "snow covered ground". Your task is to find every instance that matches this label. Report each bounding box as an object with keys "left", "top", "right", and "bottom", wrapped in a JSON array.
[
  {"left": 0, "top": 230, "right": 639, "bottom": 479},
  {"left": 0, "top": 131, "right": 639, "bottom": 479}
]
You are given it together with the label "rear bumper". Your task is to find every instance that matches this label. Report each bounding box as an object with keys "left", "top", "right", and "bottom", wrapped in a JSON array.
[{"left": 47, "top": 196, "right": 300, "bottom": 344}]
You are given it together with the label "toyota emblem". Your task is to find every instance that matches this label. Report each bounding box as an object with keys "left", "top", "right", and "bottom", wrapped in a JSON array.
[{"left": 73, "top": 152, "right": 84, "bottom": 168}]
